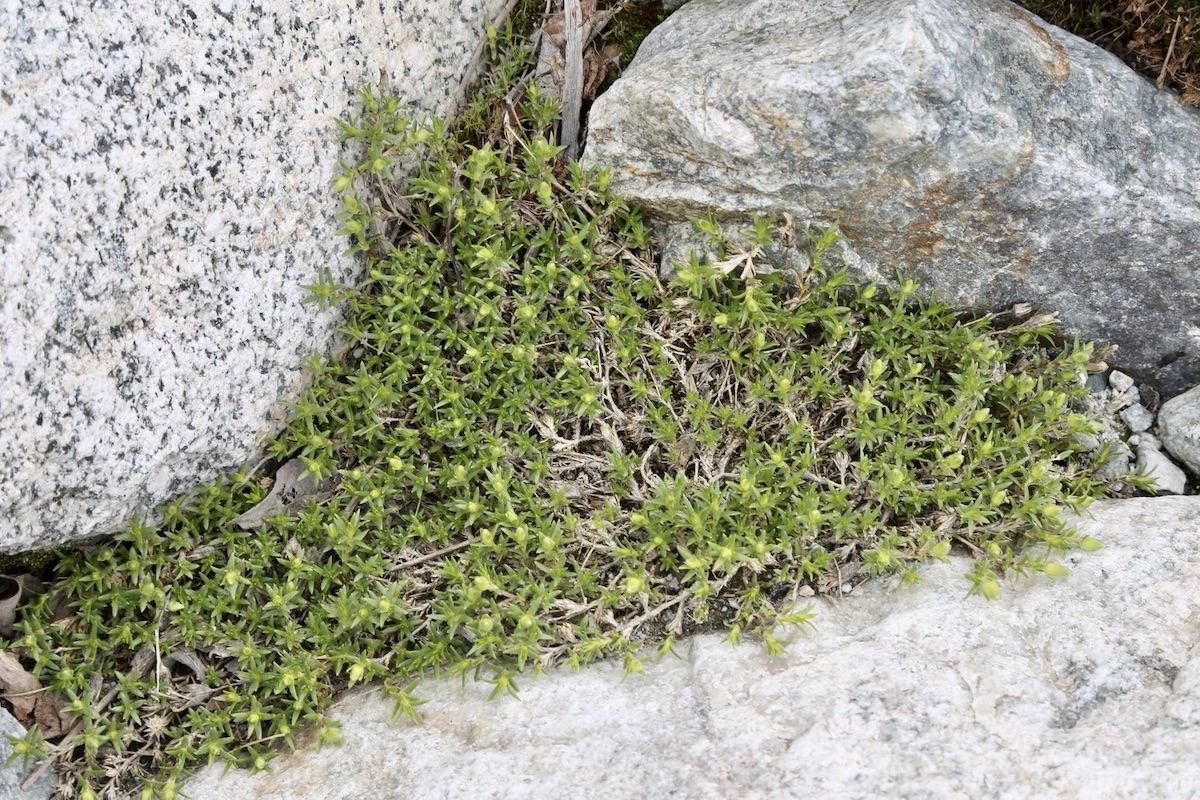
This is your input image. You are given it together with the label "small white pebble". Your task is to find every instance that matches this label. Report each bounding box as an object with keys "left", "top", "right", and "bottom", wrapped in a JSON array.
[
  {"left": 1109, "top": 370, "right": 1135, "bottom": 393},
  {"left": 1072, "top": 433, "right": 1100, "bottom": 451},
  {"left": 840, "top": 583, "right": 854, "bottom": 594},
  {"left": 1137, "top": 446, "right": 1187, "bottom": 495}
]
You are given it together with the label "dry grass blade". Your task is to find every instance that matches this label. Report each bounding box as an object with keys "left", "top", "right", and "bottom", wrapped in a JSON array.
[{"left": 1157, "top": 14, "right": 1182, "bottom": 89}]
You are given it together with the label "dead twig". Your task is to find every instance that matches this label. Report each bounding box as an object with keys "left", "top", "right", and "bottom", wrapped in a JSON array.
[
  {"left": 1157, "top": 15, "right": 1182, "bottom": 90},
  {"left": 391, "top": 540, "right": 473, "bottom": 573},
  {"left": 561, "top": 0, "right": 585, "bottom": 160}
]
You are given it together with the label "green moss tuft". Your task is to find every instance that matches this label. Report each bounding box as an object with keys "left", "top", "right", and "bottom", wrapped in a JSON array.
[{"left": 0, "top": 550, "right": 60, "bottom": 578}]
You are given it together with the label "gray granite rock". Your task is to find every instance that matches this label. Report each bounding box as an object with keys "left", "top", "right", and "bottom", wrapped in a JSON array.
[
  {"left": 1119, "top": 402, "right": 1155, "bottom": 433},
  {"left": 182, "top": 496, "right": 1200, "bottom": 800},
  {"left": 582, "top": 0, "right": 1200, "bottom": 398},
  {"left": 0, "top": 0, "right": 508, "bottom": 552},
  {"left": 1158, "top": 384, "right": 1200, "bottom": 478},
  {"left": 0, "top": 710, "right": 53, "bottom": 800}
]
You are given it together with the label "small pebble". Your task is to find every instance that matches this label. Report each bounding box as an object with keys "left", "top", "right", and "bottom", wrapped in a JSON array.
[
  {"left": 840, "top": 583, "right": 854, "bottom": 594},
  {"left": 1138, "top": 432, "right": 1162, "bottom": 449},
  {"left": 1096, "top": 453, "right": 1131, "bottom": 483},
  {"left": 1109, "top": 370, "right": 1135, "bottom": 393},
  {"left": 1119, "top": 403, "right": 1155, "bottom": 433},
  {"left": 1096, "top": 440, "right": 1132, "bottom": 470},
  {"left": 1137, "top": 445, "right": 1187, "bottom": 495}
]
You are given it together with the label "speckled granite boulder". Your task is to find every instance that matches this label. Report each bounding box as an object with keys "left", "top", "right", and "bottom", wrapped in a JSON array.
[
  {"left": 1159, "top": 384, "right": 1200, "bottom": 478},
  {"left": 181, "top": 496, "right": 1200, "bottom": 800},
  {"left": 582, "top": 0, "right": 1200, "bottom": 399},
  {"left": 0, "top": 0, "right": 507, "bottom": 552}
]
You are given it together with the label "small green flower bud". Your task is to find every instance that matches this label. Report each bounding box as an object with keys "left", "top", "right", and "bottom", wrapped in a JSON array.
[{"left": 941, "top": 452, "right": 964, "bottom": 469}]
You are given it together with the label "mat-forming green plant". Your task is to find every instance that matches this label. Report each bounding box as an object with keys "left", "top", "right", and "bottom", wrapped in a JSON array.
[{"left": 4, "top": 20, "right": 1134, "bottom": 800}]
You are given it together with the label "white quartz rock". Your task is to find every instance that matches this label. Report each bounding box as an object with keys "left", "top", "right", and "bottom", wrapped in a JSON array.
[{"left": 1138, "top": 440, "right": 1189, "bottom": 495}]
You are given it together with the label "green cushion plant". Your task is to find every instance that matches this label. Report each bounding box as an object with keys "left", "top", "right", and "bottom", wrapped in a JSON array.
[{"left": 3, "top": 13, "right": 1141, "bottom": 800}]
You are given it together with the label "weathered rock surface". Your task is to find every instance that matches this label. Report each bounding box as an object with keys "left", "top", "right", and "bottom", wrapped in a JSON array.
[
  {"left": 183, "top": 496, "right": 1200, "bottom": 799},
  {"left": 1159, "top": 384, "right": 1200, "bottom": 478},
  {"left": 0, "top": 0, "right": 506, "bottom": 552},
  {"left": 582, "top": 0, "right": 1200, "bottom": 399}
]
